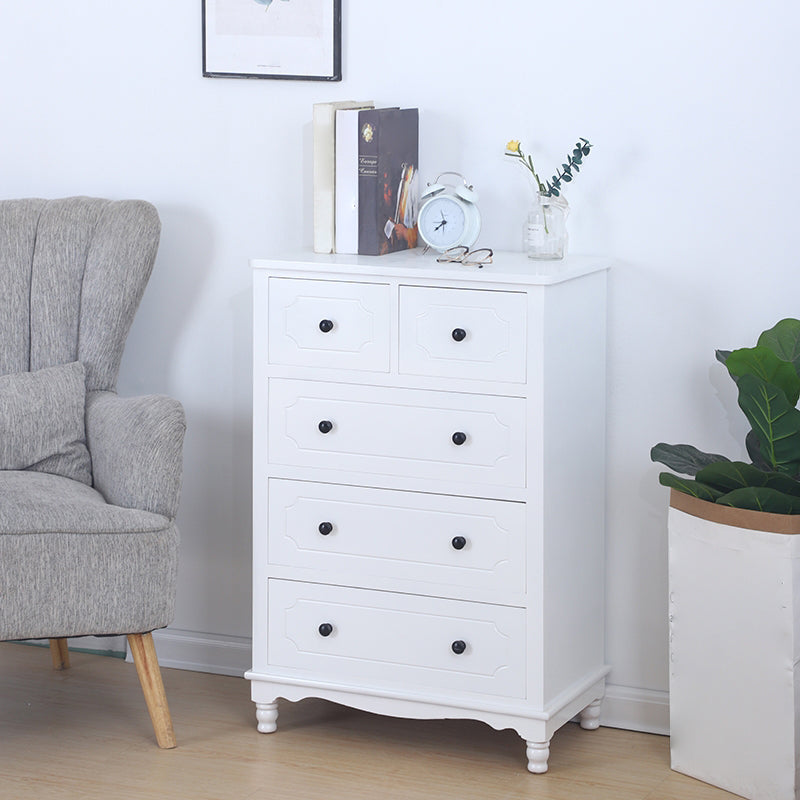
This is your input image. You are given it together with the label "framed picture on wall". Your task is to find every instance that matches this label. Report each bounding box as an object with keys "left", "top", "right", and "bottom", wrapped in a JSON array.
[{"left": 202, "top": 0, "right": 342, "bottom": 81}]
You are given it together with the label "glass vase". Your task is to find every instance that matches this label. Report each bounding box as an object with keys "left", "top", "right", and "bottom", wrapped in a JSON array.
[{"left": 524, "top": 192, "right": 569, "bottom": 260}]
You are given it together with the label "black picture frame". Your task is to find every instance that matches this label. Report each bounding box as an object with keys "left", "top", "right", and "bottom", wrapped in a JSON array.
[{"left": 202, "top": 0, "right": 342, "bottom": 82}]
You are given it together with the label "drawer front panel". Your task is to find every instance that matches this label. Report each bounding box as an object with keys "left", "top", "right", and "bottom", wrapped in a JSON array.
[
  {"left": 399, "top": 286, "right": 527, "bottom": 383},
  {"left": 268, "top": 379, "right": 526, "bottom": 488},
  {"left": 268, "top": 479, "right": 525, "bottom": 600},
  {"left": 268, "top": 277, "right": 390, "bottom": 371},
  {"left": 267, "top": 580, "right": 526, "bottom": 698}
]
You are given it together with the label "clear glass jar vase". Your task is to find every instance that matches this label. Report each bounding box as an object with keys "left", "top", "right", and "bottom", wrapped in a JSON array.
[{"left": 524, "top": 192, "right": 569, "bottom": 260}]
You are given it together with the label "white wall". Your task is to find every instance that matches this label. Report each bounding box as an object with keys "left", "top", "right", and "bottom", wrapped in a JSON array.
[{"left": 2, "top": 0, "right": 798, "bottom": 732}]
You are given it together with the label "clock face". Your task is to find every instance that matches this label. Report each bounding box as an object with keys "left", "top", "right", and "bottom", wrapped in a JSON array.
[{"left": 418, "top": 196, "right": 467, "bottom": 251}]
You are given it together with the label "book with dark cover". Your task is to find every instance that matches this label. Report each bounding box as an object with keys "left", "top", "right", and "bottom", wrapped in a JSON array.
[{"left": 357, "top": 107, "right": 419, "bottom": 255}]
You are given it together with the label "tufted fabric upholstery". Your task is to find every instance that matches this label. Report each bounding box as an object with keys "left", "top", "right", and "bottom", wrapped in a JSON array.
[{"left": 0, "top": 197, "right": 160, "bottom": 388}]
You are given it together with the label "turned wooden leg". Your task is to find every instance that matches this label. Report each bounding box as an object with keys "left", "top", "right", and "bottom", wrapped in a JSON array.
[
  {"left": 526, "top": 739, "right": 550, "bottom": 773},
  {"left": 127, "top": 633, "right": 176, "bottom": 749},
  {"left": 49, "top": 638, "right": 70, "bottom": 670},
  {"left": 256, "top": 701, "right": 278, "bottom": 733},
  {"left": 579, "top": 698, "right": 603, "bottom": 730}
]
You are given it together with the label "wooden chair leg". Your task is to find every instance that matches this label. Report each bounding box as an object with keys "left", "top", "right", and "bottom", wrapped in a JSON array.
[
  {"left": 127, "top": 632, "right": 176, "bottom": 749},
  {"left": 49, "top": 638, "right": 70, "bottom": 670}
]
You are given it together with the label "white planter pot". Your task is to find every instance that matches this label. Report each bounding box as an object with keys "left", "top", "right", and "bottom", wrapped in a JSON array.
[{"left": 668, "top": 490, "right": 800, "bottom": 800}]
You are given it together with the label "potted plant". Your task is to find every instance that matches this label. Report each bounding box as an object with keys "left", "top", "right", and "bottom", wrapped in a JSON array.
[{"left": 651, "top": 318, "right": 800, "bottom": 800}]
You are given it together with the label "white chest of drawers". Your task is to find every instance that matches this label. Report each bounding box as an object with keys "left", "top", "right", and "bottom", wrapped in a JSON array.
[{"left": 246, "top": 249, "right": 611, "bottom": 773}]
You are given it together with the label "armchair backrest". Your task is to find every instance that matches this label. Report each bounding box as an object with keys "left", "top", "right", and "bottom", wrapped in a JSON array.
[{"left": 0, "top": 197, "right": 161, "bottom": 390}]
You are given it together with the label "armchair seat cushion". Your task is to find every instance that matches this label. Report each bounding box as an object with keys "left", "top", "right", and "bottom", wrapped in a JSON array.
[{"left": 0, "top": 471, "right": 179, "bottom": 641}]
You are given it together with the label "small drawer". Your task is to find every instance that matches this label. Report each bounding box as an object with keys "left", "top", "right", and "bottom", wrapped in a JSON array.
[
  {"left": 268, "top": 378, "right": 526, "bottom": 488},
  {"left": 268, "top": 277, "right": 390, "bottom": 372},
  {"left": 267, "top": 580, "right": 526, "bottom": 698},
  {"left": 267, "top": 479, "right": 525, "bottom": 601},
  {"left": 399, "top": 286, "right": 527, "bottom": 383}
]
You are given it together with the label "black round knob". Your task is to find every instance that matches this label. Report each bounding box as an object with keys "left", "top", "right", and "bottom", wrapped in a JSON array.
[
  {"left": 451, "top": 328, "right": 467, "bottom": 342},
  {"left": 451, "top": 536, "right": 467, "bottom": 550},
  {"left": 451, "top": 640, "right": 467, "bottom": 655},
  {"left": 318, "top": 420, "right": 333, "bottom": 434},
  {"left": 451, "top": 431, "right": 467, "bottom": 446},
  {"left": 319, "top": 319, "right": 334, "bottom": 333},
  {"left": 318, "top": 623, "right": 333, "bottom": 637},
  {"left": 318, "top": 521, "right": 333, "bottom": 536}
]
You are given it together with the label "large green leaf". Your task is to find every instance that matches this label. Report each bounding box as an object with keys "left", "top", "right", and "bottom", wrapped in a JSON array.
[
  {"left": 715, "top": 349, "right": 732, "bottom": 367},
  {"left": 726, "top": 346, "right": 800, "bottom": 406},
  {"left": 658, "top": 471, "right": 724, "bottom": 501},
  {"left": 695, "top": 461, "right": 770, "bottom": 492},
  {"left": 765, "top": 472, "right": 800, "bottom": 496},
  {"left": 695, "top": 460, "right": 800, "bottom": 496},
  {"left": 736, "top": 374, "right": 800, "bottom": 474},
  {"left": 716, "top": 486, "right": 800, "bottom": 514},
  {"left": 650, "top": 443, "right": 729, "bottom": 476},
  {"left": 745, "top": 430, "right": 771, "bottom": 471},
  {"left": 757, "top": 318, "right": 800, "bottom": 376}
]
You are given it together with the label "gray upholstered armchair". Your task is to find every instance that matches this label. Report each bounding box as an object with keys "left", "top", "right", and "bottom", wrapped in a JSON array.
[{"left": 0, "top": 197, "right": 185, "bottom": 748}]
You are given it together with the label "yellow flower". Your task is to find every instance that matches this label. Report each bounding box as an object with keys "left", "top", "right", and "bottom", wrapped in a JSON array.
[{"left": 506, "top": 139, "right": 521, "bottom": 153}]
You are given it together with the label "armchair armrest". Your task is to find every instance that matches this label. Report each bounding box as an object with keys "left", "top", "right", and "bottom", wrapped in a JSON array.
[{"left": 85, "top": 390, "right": 186, "bottom": 519}]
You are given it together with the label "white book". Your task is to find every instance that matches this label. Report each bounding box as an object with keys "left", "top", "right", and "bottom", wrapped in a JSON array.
[
  {"left": 313, "top": 100, "right": 373, "bottom": 254},
  {"left": 334, "top": 107, "right": 369, "bottom": 255}
]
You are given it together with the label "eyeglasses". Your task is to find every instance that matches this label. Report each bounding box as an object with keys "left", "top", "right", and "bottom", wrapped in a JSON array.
[{"left": 435, "top": 246, "right": 493, "bottom": 268}]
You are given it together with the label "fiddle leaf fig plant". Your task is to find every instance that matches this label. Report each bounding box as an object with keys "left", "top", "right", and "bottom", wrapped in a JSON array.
[{"left": 651, "top": 318, "right": 800, "bottom": 514}]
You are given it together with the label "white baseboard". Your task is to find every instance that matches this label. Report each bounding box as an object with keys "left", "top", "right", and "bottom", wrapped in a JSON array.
[
  {"left": 130, "top": 627, "right": 251, "bottom": 677},
  {"left": 141, "top": 629, "right": 670, "bottom": 735},
  {"left": 602, "top": 683, "right": 669, "bottom": 735}
]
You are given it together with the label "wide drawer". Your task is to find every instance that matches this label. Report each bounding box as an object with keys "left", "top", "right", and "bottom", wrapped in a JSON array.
[
  {"left": 267, "top": 277, "right": 391, "bottom": 371},
  {"left": 399, "top": 286, "right": 527, "bottom": 383},
  {"left": 267, "top": 378, "right": 526, "bottom": 488},
  {"left": 267, "top": 579, "right": 526, "bottom": 698},
  {"left": 267, "top": 479, "right": 525, "bottom": 601}
]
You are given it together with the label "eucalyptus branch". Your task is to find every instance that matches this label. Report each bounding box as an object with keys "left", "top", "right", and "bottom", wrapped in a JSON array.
[
  {"left": 505, "top": 137, "right": 593, "bottom": 197},
  {"left": 544, "top": 138, "right": 593, "bottom": 197}
]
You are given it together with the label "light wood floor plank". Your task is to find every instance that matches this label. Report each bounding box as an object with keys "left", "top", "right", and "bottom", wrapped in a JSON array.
[{"left": 0, "top": 643, "right": 738, "bottom": 800}]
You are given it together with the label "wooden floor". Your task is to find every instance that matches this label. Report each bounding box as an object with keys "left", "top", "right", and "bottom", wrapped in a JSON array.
[{"left": 0, "top": 643, "right": 738, "bottom": 800}]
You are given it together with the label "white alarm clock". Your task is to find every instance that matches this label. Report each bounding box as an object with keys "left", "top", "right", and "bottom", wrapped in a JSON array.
[{"left": 417, "top": 172, "right": 481, "bottom": 252}]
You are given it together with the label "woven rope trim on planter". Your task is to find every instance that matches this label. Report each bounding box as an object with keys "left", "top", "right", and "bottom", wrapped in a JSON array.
[{"left": 669, "top": 488, "right": 800, "bottom": 534}]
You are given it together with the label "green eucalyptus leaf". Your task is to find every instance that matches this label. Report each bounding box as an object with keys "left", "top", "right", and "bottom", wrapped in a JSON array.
[
  {"left": 736, "top": 373, "right": 800, "bottom": 473},
  {"left": 725, "top": 346, "right": 800, "bottom": 405},
  {"left": 651, "top": 443, "right": 730, "bottom": 475},
  {"left": 658, "top": 472, "right": 724, "bottom": 501},
  {"left": 716, "top": 349, "right": 732, "bottom": 366},
  {"left": 757, "top": 318, "right": 800, "bottom": 375},
  {"left": 716, "top": 486, "right": 800, "bottom": 514}
]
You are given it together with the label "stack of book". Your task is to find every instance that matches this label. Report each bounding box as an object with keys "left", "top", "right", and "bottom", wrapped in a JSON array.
[{"left": 313, "top": 101, "right": 419, "bottom": 256}]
